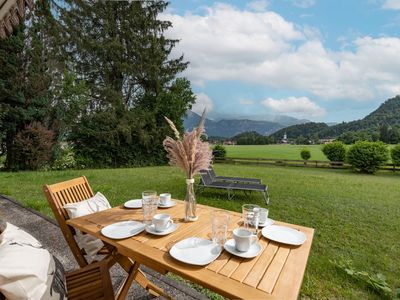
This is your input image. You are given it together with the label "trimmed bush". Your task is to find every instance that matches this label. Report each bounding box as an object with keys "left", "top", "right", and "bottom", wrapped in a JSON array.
[
  {"left": 322, "top": 141, "right": 346, "bottom": 162},
  {"left": 391, "top": 144, "right": 400, "bottom": 167},
  {"left": 212, "top": 144, "right": 226, "bottom": 158},
  {"left": 12, "top": 122, "right": 55, "bottom": 170},
  {"left": 300, "top": 148, "right": 311, "bottom": 161},
  {"left": 347, "top": 141, "right": 389, "bottom": 174}
]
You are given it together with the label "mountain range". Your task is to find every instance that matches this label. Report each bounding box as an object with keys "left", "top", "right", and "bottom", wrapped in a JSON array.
[
  {"left": 271, "top": 95, "right": 400, "bottom": 140},
  {"left": 183, "top": 110, "right": 308, "bottom": 138}
]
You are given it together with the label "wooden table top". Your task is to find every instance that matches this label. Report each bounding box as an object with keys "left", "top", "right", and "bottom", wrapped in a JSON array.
[{"left": 67, "top": 200, "right": 314, "bottom": 300}]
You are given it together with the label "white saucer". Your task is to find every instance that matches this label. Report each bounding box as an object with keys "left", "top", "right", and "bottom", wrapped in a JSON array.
[
  {"left": 158, "top": 200, "right": 176, "bottom": 208},
  {"left": 145, "top": 223, "right": 178, "bottom": 235},
  {"left": 223, "top": 239, "right": 262, "bottom": 258},
  {"left": 101, "top": 221, "right": 145, "bottom": 239},
  {"left": 258, "top": 218, "right": 274, "bottom": 228},
  {"left": 261, "top": 225, "right": 306, "bottom": 245},
  {"left": 124, "top": 199, "right": 142, "bottom": 209},
  {"left": 169, "top": 237, "right": 221, "bottom": 266}
]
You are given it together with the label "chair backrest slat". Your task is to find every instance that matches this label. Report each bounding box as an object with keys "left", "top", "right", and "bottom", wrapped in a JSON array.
[{"left": 43, "top": 176, "right": 94, "bottom": 267}]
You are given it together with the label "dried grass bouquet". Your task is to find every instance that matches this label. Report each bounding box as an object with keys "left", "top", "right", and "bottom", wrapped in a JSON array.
[{"left": 163, "top": 110, "right": 212, "bottom": 179}]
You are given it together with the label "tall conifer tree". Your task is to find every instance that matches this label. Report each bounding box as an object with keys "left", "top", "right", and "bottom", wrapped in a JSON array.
[
  {"left": 0, "top": 1, "right": 60, "bottom": 170},
  {"left": 58, "top": 0, "right": 195, "bottom": 166}
]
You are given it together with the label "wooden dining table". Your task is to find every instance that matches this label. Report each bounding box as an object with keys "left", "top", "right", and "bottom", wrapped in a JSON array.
[{"left": 66, "top": 200, "right": 314, "bottom": 300}]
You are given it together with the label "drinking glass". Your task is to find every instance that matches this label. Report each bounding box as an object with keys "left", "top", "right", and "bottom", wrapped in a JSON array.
[
  {"left": 142, "top": 190, "right": 158, "bottom": 226},
  {"left": 242, "top": 204, "right": 260, "bottom": 235},
  {"left": 211, "top": 210, "right": 230, "bottom": 246}
]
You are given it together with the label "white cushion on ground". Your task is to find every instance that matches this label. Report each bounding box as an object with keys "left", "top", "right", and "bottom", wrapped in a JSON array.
[
  {"left": 0, "top": 223, "right": 50, "bottom": 299},
  {"left": 63, "top": 192, "right": 111, "bottom": 256}
]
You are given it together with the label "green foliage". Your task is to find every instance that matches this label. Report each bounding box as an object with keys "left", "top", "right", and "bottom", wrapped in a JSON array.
[
  {"left": 391, "top": 144, "right": 400, "bottom": 166},
  {"left": 58, "top": 1, "right": 194, "bottom": 167},
  {"left": 232, "top": 131, "right": 272, "bottom": 145},
  {"left": 0, "top": 1, "right": 62, "bottom": 170},
  {"left": 52, "top": 145, "right": 77, "bottom": 170},
  {"left": 12, "top": 122, "right": 55, "bottom": 170},
  {"left": 271, "top": 122, "right": 328, "bottom": 142},
  {"left": 321, "top": 141, "right": 346, "bottom": 162},
  {"left": 347, "top": 141, "right": 389, "bottom": 173},
  {"left": 212, "top": 144, "right": 226, "bottom": 158},
  {"left": 300, "top": 148, "right": 311, "bottom": 161},
  {"left": 332, "top": 259, "right": 397, "bottom": 298}
]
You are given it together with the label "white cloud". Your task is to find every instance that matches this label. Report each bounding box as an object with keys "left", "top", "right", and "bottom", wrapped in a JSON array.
[
  {"left": 247, "top": 0, "right": 269, "bottom": 12},
  {"left": 192, "top": 93, "right": 214, "bottom": 115},
  {"left": 293, "top": 0, "right": 316, "bottom": 8},
  {"left": 382, "top": 0, "right": 400, "bottom": 9},
  {"left": 261, "top": 96, "right": 325, "bottom": 118},
  {"left": 164, "top": 3, "right": 400, "bottom": 102},
  {"left": 240, "top": 99, "right": 255, "bottom": 105}
]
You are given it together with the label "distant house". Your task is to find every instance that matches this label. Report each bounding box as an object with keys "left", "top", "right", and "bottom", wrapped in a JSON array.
[
  {"left": 223, "top": 140, "right": 236, "bottom": 145},
  {"left": 320, "top": 138, "right": 335, "bottom": 144}
]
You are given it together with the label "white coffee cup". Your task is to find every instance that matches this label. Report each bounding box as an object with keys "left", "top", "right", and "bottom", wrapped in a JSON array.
[
  {"left": 152, "top": 214, "right": 173, "bottom": 232},
  {"left": 259, "top": 208, "right": 269, "bottom": 224},
  {"left": 159, "top": 193, "right": 171, "bottom": 206},
  {"left": 233, "top": 228, "right": 258, "bottom": 252}
]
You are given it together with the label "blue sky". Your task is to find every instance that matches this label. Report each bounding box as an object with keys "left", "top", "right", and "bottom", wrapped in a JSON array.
[{"left": 164, "top": 0, "right": 400, "bottom": 123}]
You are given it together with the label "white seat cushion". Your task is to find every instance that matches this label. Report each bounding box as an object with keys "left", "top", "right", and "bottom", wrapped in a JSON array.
[
  {"left": 0, "top": 223, "right": 67, "bottom": 300},
  {"left": 63, "top": 192, "right": 111, "bottom": 257}
]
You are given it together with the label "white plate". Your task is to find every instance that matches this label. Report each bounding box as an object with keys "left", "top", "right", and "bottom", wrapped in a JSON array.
[
  {"left": 145, "top": 223, "right": 178, "bottom": 236},
  {"left": 101, "top": 221, "right": 145, "bottom": 239},
  {"left": 223, "top": 239, "right": 262, "bottom": 258},
  {"left": 169, "top": 237, "right": 222, "bottom": 266},
  {"left": 158, "top": 200, "right": 176, "bottom": 208},
  {"left": 258, "top": 218, "right": 274, "bottom": 228},
  {"left": 261, "top": 225, "right": 306, "bottom": 245},
  {"left": 124, "top": 199, "right": 142, "bottom": 209}
]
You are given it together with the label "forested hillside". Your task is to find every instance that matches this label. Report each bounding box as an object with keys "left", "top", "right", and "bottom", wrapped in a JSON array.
[{"left": 270, "top": 96, "right": 400, "bottom": 143}]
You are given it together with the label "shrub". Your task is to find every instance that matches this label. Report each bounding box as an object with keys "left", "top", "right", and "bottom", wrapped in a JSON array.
[
  {"left": 391, "top": 144, "right": 400, "bottom": 167},
  {"left": 52, "top": 145, "right": 77, "bottom": 170},
  {"left": 300, "top": 148, "right": 311, "bottom": 161},
  {"left": 322, "top": 141, "right": 346, "bottom": 162},
  {"left": 347, "top": 141, "right": 389, "bottom": 174},
  {"left": 12, "top": 122, "right": 55, "bottom": 170},
  {"left": 212, "top": 144, "right": 226, "bottom": 158}
]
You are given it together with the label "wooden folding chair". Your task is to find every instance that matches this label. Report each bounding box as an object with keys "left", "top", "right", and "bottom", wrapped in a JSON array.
[
  {"left": 66, "top": 260, "right": 115, "bottom": 300},
  {"left": 43, "top": 176, "right": 169, "bottom": 300}
]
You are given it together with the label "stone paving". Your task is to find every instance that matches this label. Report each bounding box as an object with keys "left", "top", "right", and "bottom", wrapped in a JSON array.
[{"left": 0, "top": 195, "right": 208, "bottom": 300}]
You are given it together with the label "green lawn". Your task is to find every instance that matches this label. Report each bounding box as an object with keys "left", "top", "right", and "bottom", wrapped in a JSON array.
[
  {"left": 0, "top": 165, "right": 399, "bottom": 299},
  {"left": 225, "top": 144, "right": 328, "bottom": 160}
]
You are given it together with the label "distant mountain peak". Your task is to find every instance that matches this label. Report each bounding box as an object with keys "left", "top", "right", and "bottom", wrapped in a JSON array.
[{"left": 183, "top": 110, "right": 309, "bottom": 138}]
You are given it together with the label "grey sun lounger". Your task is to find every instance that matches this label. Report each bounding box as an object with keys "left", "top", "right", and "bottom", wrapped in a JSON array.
[
  {"left": 198, "top": 170, "right": 269, "bottom": 204},
  {"left": 207, "top": 167, "right": 262, "bottom": 184}
]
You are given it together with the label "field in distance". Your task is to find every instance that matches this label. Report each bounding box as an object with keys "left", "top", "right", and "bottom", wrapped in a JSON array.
[{"left": 224, "top": 144, "right": 328, "bottom": 161}]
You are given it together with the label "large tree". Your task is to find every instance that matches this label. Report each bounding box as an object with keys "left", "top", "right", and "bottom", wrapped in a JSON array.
[
  {"left": 58, "top": 0, "right": 195, "bottom": 167},
  {"left": 0, "top": 1, "right": 59, "bottom": 170}
]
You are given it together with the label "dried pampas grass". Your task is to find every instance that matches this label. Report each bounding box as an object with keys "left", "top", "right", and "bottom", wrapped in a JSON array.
[{"left": 163, "top": 110, "right": 212, "bottom": 179}]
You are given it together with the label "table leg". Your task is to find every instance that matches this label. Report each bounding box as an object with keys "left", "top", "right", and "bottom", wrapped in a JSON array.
[{"left": 110, "top": 250, "right": 171, "bottom": 299}]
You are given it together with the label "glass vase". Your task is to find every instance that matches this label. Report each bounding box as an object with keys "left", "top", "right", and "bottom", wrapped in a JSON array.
[{"left": 185, "top": 178, "right": 198, "bottom": 221}]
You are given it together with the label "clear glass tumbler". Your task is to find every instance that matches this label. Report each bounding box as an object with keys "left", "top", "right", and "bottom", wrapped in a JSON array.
[
  {"left": 211, "top": 210, "right": 230, "bottom": 246},
  {"left": 242, "top": 204, "right": 260, "bottom": 235},
  {"left": 142, "top": 190, "right": 158, "bottom": 226}
]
